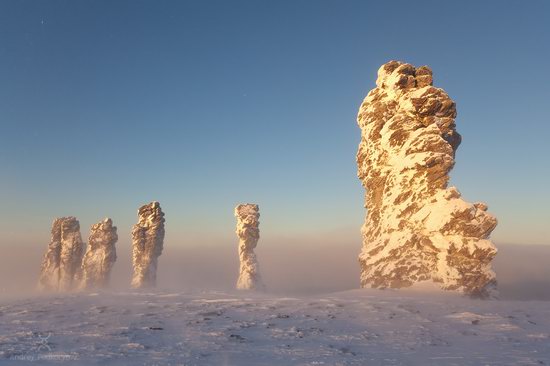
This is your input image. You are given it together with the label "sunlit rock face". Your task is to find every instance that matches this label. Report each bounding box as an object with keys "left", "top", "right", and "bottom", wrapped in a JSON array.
[
  {"left": 80, "top": 218, "right": 118, "bottom": 290},
  {"left": 356, "top": 61, "right": 498, "bottom": 297},
  {"left": 131, "top": 201, "right": 165, "bottom": 289},
  {"left": 235, "top": 204, "right": 264, "bottom": 290},
  {"left": 38, "top": 217, "right": 85, "bottom": 292}
]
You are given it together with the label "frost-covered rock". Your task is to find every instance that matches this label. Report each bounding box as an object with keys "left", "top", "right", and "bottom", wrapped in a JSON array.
[
  {"left": 80, "top": 218, "right": 118, "bottom": 290},
  {"left": 38, "top": 217, "right": 85, "bottom": 292},
  {"left": 356, "top": 61, "right": 498, "bottom": 297},
  {"left": 235, "top": 204, "right": 264, "bottom": 290},
  {"left": 131, "top": 202, "right": 165, "bottom": 289}
]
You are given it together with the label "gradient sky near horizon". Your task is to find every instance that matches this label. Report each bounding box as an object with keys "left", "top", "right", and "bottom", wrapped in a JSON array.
[{"left": 1, "top": 0, "right": 549, "bottom": 248}]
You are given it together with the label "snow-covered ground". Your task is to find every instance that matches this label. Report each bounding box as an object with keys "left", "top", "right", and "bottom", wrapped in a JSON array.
[{"left": 1, "top": 289, "right": 549, "bottom": 365}]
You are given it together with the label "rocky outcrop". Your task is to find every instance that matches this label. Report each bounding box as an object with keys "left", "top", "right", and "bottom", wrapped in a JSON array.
[
  {"left": 131, "top": 201, "right": 165, "bottom": 289},
  {"left": 235, "top": 204, "right": 264, "bottom": 290},
  {"left": 80, "top": 218, "right": 118, "bottom": 289},
  {"left": 38, "top": 217, "right": 85, "bottom": 292},
  {"left": 356, "top": 61, "right": 498, "bottom": 297}
]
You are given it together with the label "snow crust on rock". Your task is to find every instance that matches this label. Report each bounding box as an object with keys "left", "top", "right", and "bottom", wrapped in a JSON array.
[
  {"left": 235, "top": 203, "right": 264, "bottom": 290},
  {"left": 131, "top": 202, "right": 165, "bottom": 289},
  {"left": 37, "top": 217, "right": 85, "bottom": 292},
  {"left": 356, "top": 61, "right": 498, "bottom": 297},
  {"left": 80, "top": 218, "right": 118, "bottom": 290}
]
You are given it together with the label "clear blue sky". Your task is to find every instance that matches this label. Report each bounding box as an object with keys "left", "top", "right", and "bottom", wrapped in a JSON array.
[{"left": 1, "top": 0, "right": 549, "bottom": 247}]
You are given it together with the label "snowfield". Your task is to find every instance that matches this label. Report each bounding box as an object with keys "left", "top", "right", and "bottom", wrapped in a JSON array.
[{"left": 1, "top": 289, "right": 549, "bottom": 365}]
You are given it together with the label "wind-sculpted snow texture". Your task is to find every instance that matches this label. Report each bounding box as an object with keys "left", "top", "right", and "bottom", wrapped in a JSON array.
[
  {"left": 235, "top": 204, "right": 264, "bottom": 290},
  {"left": 3, "top": 290, "right": 550, "bottom": 365},
  {"left": 131, "top": 202, "right": 165, "bottom": 289},
  {"left": 80, "top": 218, "right": 118, "bottom": 290},
  {"left": 356, "top": 61, "right": 498, "bottom": 297},
  {"left": 38, "top": 217, "right": 85, "bottom": 292}
]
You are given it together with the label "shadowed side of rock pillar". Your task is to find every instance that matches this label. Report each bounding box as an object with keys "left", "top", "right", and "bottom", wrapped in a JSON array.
[
  {"left": 80, "top": 218, "right": 118, "bottom": 290},
  {"left": 37, "top": 218, "right": 63, "bottom": 291},
  {"left": 235, "top": 203, "right": 264, "bottom": 291},
  {"left": 131, "top": 201, "right": 165, "bottom": 289}
]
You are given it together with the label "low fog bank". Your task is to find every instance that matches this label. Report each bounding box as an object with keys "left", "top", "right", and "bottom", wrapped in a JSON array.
[
  {"left": 1, "top": 241, "right": 549, "bottom": 300},
  {"left": 108, "top": 235, "right": 362, "bottom": 296}
]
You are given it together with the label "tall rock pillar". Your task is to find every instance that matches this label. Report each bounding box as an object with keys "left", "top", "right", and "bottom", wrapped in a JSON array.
[
  {"left": 80, "top": 218, "right": 118, "bottom": 289},
  {"left": 131, "top": 201, "right": 165, "bottom": 289},
  {"left": 235, "top": 203, "right": 264, "bottom": 290},
  {"left": 356, "top": 61, "right": 498, "bottom": 297},
  {"left": 38, "top": 217, "right": 85, "bottom": 291}
]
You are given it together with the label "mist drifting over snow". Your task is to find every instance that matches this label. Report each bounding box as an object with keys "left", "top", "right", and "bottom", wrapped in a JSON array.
[{"left": 1, "top": 237, "right": 549, "bottom": 300}]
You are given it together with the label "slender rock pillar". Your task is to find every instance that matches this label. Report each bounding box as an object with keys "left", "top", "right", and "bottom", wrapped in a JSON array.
[
  {"left": 80, "top": 218, "right": 118, "bottom": 289},
  {"left": 38, "top": 216, "right": 84, "bottom": 291},
  {"left": 131, "top": 201, "right": 165, "bottom": 289},
  {"left": 235, "top": 203, "right": 264, "bottom": 290}
]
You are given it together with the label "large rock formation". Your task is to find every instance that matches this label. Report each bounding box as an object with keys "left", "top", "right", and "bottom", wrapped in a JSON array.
[
  {"left": 131, "top": 201, "right": 165, "bottom": 289},
  {"left": 38, "top": 217, "right": 85, "bottom": 292},
  {"left": 80, "top": 218, "right": 118, "bottom": 290},
  {"left": 235, "top": 203, "right": 264, "bottom": 290},
  {"left": 356, "top": 61, "right": 498, "bottom": 297}
]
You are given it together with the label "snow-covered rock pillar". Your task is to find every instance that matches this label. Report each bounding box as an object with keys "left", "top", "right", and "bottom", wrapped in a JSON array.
[
  {"left": 38, "top": 217, "right": 85, "bottom": 292},
  {"left": 235, "top": 203, "right": 264, "bottom": 290},
  {"left": 131, "top": 201, "right": 165, "bottom": 289},
  {"left": 356, "top": 61, "right": 498, "bottom": 297},
  {"left": 80, "top": 218, "right": 118, "bottom": 289}
]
